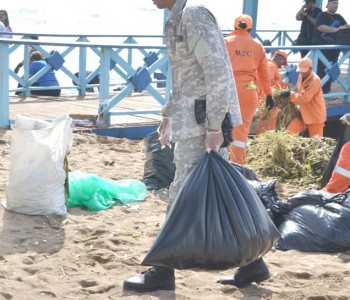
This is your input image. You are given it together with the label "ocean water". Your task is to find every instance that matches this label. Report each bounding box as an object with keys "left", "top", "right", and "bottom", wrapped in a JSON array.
[
  {"left": 6, "top": 0, "right": 350, "bottom": 35},
  {"left": 4, "top": 0, "right": 350, "bottom": 93}
]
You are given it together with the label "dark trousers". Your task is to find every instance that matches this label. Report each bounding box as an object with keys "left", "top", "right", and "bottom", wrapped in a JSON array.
[
  {"left": 16, "top": 82, "right": 61, "bottom": 96},
  {"left": 295, "top": 37, "right": 311, "bottom": 58},
  {"left": 31, "top": 88, "right": 61, "bottom": 96},
  {"left": 316, "top": 49, "right": 340, "bottom": 94}
]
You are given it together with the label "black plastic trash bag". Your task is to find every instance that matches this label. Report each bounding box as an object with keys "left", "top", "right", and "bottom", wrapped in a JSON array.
[
  {"left": 143, "top": 131, "right": 175, "bottom": 190},
  {"left": 287, "top": 189, "right": 331, "bottom": 208},
  {"left": 276, "top": 190, "right": 350, "bottom": 252},
  {"left": 231, "top": 162, "right": 259, "bottom": 181},
  {"left": 248, "top": 179, "right": 291, "bottom": 224},
  {"left": 142, "top": 152, "right": 281, "bottom": 270}
]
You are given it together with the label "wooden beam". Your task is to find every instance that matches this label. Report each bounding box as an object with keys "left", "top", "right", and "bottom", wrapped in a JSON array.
[{"left": 242, "top": 0, "right": 258, "bottom": 38}]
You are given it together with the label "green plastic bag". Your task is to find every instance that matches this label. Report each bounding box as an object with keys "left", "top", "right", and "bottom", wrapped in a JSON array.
[{"left": 66, "top": 171, "right": 147, "bottom": 211}]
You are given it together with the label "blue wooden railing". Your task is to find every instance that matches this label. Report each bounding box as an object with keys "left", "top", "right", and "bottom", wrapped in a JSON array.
[
  {"left": 0, "top": 33, "right": 169, "bottom": 127},
  {"left": 0, "top": 30, "right": 350, "bottom": 128}
]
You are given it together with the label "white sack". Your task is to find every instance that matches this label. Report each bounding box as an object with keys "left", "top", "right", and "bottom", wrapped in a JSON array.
[{"left": 2, "top": 115, "right": 73, "bottom": 215}]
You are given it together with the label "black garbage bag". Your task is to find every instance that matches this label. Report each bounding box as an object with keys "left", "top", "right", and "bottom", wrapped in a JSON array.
[
  {"left": 143, "top": 131, "right": 175, "bottom": 190},
  {"left": 248, "top": 179, "right": 291, "bottom": 224},
  {"left": 287, "top": 189, "right": 332, "bottom": 208},
  {"left": 275, "top": 190, "right": 350, "bottom": 252},
  {"left": 321, "top": 124, "right": 350, "bottom": 188},
  {"left": 142, "top": 152, "right": 281, "bottom": 270},
  {"left": 231, "top": 162, "right": 259, "bottom": 181}
]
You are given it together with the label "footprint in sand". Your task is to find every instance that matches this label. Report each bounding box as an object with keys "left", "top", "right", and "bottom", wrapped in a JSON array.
[{"left": 0, "top": 292, "right": 12, "bottom": 300}]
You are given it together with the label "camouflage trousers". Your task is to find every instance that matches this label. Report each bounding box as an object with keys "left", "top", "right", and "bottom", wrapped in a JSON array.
[{"left": 167, "top": 134, "right": 227, "bottom": 211}]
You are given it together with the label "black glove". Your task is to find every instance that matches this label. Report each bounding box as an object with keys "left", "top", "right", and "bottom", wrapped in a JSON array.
[
  {"left": 265, "top": 95, "right": 275, "bottom": 110},
  {"left": 280, "top": 90, "right": 291, "bottom": 98}
]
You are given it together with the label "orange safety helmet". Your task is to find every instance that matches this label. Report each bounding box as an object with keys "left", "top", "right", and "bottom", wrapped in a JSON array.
[
  {"left": 234, "top": 14, "right": 253, "bottom": 31},
  {"left": 298, "top": 57, "right": 312, "bottom": 73}
]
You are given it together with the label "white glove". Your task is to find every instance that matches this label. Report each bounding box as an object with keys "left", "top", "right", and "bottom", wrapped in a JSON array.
[
  {"left": 205, "top": 129, "right": 224, "bottom": 153},
  {"left": 340, "top": 113, "right": 350, "bottom": 126},
  {"left": 157, "top": 117, "right": 172, "bottom": 148}
]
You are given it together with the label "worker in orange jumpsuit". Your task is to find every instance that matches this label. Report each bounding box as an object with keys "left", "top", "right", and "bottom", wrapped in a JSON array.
[
  {"left": 256, "top": 50, "right": 288, "bottom": 135},
  {"left": 281, "top": 57, "right": 326, "bottom": 137},
  {"left": 225, "top": 14, "right": 273, "bottom": 164},
  {"left": 323, "top": 113, "right": 350, "bottom": 194},
  {"left": 267, "top": 50, "right": 288, "bottom": 88}
]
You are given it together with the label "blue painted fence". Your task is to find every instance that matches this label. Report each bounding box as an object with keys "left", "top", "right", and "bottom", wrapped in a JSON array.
[{"left": 0, "top": 31, "right": 350, "bottom": 128}]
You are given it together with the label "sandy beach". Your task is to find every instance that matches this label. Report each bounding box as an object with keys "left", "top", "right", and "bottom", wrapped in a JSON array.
[{"left": 0, "top": 128, "right": 350, "bottom": 300}]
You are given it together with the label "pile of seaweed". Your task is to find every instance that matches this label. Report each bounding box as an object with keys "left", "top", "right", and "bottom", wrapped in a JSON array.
[
  {"left": 255, "top": 98, "right": 272, "bottom": 123},
  {"left": 246, "top": 131, "right": 336, "bottom": 188},
  {"left": 272, "top": 88, "right": 301, "bottom": 130},
  {"left": 254, "top": 87, "right": 298, "bottom": 130}
]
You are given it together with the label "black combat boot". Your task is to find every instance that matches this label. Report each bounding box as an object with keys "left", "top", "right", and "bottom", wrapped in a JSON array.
[
  {"left": 218, "top": 258, "right": 270, "bottom": 288},
  {"left": 123, "top": 266, "right": 175, "bottom": 292}
]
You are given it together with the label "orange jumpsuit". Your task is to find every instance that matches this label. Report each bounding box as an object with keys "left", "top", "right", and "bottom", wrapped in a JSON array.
[
  {"left": 287, "top": 71, "right": 326, "bottom": 137},
  {"left": 225, "top": 30, "right": 271, "bottom": 164},
  {"left": 323, "top": 141, "right": 350, "bottom": 193},
  {"left": 268, "top": 58, "right": 286, "bottom": 88},
  {"left": 256, "top": 59, "right": 286, "bottom": 135}
]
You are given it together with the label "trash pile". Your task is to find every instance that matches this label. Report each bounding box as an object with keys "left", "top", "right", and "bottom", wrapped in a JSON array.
[
  {"left": 246, "top": 131, "right": 336, "bottom": 188},
  {"left": 249, "top": 179, "right": 350, "bottom": 253},
  {"left": 272, "top": 88, "right": 301, "bottom": 130}
]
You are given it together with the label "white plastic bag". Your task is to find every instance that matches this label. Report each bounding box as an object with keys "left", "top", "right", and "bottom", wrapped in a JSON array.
[{"left": 2, "top": 115, "right": 73, "bottom": 215}]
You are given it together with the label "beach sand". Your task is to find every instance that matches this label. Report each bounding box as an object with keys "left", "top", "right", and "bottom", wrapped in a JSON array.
[{"left": 0, "top": 128, "right": 350, "bottom": 300}]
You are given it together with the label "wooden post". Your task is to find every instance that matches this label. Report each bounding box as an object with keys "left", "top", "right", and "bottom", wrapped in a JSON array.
[
  {"left": 242, "top": 0, "right": 258, "bottom": 38},
  {"left": 78, "top": 36, "right": 88, "bottom": 96},
  {"left": 98, "top": 47, "right": 111, "bottom": 126},
  {"left": 0, "top": 42, "right": 9, "bottom": 128}
]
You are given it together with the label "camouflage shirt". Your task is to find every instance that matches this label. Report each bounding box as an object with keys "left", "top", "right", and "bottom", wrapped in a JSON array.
[{"left": 162, "top": 0, "right": 242, "bottom": 142}]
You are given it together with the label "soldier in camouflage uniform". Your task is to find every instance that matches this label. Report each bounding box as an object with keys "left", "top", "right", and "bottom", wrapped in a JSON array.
[
  {"left": 160, "top": 0, "right": 242, "bottom": 210},
  {"left": 123, "top": 0, "right": 268, "bottom": 293}
]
